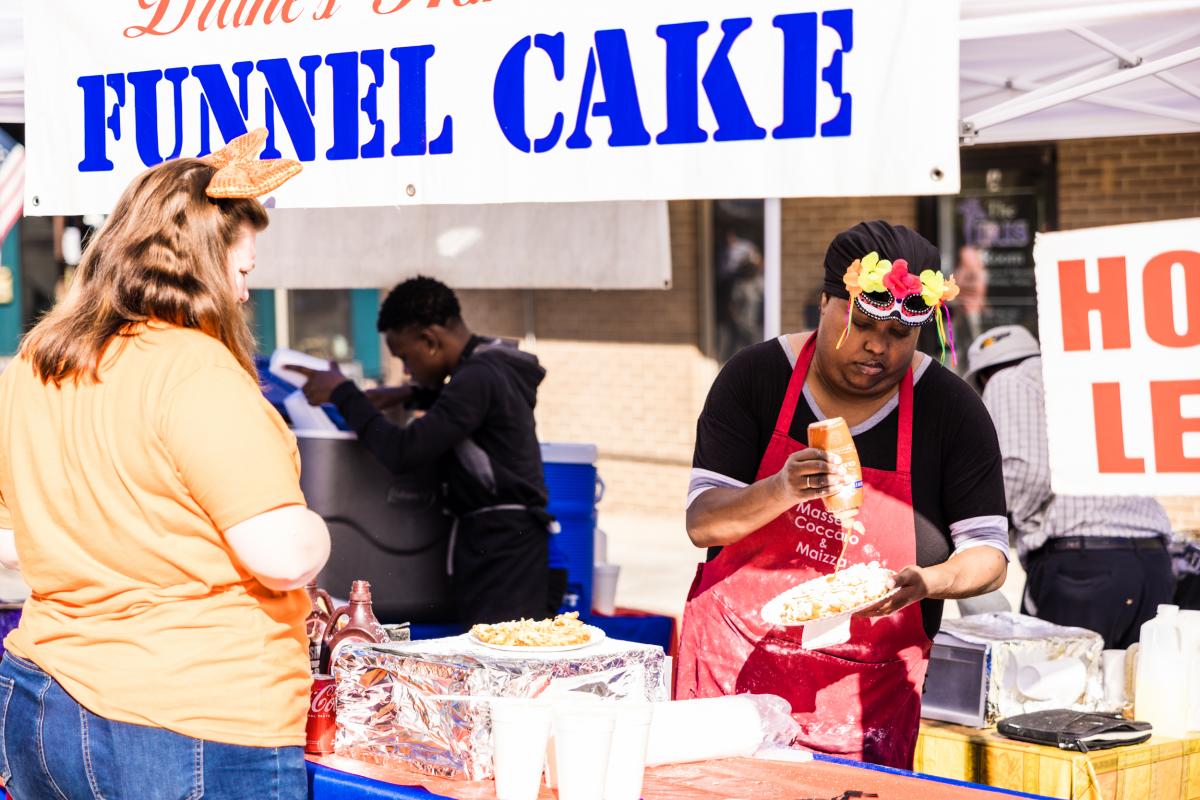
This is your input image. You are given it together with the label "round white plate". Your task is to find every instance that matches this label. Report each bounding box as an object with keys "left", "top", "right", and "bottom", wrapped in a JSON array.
[
  {"left": 467, "top": 624, "right": 607, "bottom": 653},
  {"left": 761, "top": 581, "right": 899, "bottom": 628}
]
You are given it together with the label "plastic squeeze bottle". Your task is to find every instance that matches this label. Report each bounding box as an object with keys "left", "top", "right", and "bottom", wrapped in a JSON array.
[
  {"left": 1134, "top": 604, "right": 1188, "bottom": 739},
  {"left": 807, "top": 417, "right": 863, "bottom": 519},
  {"left": 322, "top": 580, "right": 388, "bottom": 673}
]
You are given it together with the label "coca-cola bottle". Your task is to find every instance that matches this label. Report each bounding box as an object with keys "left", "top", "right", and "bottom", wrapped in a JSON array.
[
  {"left": 305, "top": 583, "right": 335, "bottom": 674},
  {"left": 322, "top": 580, "right": 387, "bottom": 673}
]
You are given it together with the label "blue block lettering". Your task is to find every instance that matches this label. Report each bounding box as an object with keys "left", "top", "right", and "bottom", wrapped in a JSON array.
[
  {"left": 494, "top": 33, "right": 566, "bottom": 154},
  {"left": 655, "top": 21, "right": 709, "bottom": 146},
  {"left": 193, "top": 61, "right": 253, "bottom": 158},
  {"left": 820, "top": 9, "right": 853, "bottom": 137},
  {"left": 705, "top": 19, "right": 766, "bottom": 142},
  {"left": 257, "top": 55, "right": 321, "bottom": 161},
  {"left": 128, "top": 68, "right": 189, "bottom": 166},
  {"left": 326, "top": 50, "right": 386, "bottom": 161},
  {"left": 390, "top": 45, "right": 454, "bottom": 157},
  {"left": 567, "top": 29, "right": 650, "bottom": 150},
  {"left": 325, "top": 51, "right": 361, "bottom": 161},
  {"left": 78, "top": 74, "right": 126, "bottom": 172},
  {"left": 772, "top": 13, "right": 818, "bottom": 140}
]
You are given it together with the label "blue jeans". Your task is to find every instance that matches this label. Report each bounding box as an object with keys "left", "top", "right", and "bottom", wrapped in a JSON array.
[{"left": 0, "top": 653, "right": 306, "bottom": 799}]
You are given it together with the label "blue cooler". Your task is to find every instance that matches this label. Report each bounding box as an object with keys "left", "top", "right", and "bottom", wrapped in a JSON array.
[{"left": 541, "top": 443, "right": 602, "bottom": 615}]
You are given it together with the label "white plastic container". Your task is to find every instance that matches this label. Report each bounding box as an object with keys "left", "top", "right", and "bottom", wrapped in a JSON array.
[
  {"left": 1134, "top": 604, "right": 1188, "bottom": 739},
  {"left": 1179, "top": 609, "right": 1200, "bottom": 733}
]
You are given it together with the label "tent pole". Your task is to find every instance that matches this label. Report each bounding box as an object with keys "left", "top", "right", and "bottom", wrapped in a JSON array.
[
  {"left": 1070, "top": 26, "right": 1200, "bottom": 100},
  {"left": 960, "top": 0, "right": 1200, "bottom": 40},
  {"left": 1019, "top": 25, "right": 1200, "bottom": 83},
  {"left": 763, "top": 198, "right": 782, "bottom": 341},
  {"left": 274, "top": 289, "right": 290, "bottom": 350},
  {"left": 966, "top": 44, "right": 1200, "bottom": 132},
  {"left": 961, "top": 68, "right": 1200, "bottom": 126}
]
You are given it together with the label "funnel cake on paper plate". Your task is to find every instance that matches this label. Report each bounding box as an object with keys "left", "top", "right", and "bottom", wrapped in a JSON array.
[{"left": 770, "top": 561, "right": 896, "bottom": 625}]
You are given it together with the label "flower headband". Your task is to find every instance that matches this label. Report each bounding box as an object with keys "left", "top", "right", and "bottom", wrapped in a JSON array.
[
  {"left": 837, "top": 251, "right": 961, "bottom": 365},
  {"left": 201, "top": 128, "right": 302, "bottom": 199}
]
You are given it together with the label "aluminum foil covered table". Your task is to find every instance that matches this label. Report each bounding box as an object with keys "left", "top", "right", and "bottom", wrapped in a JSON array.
[{"left": 333, "top": 635, "right": 668, "bottom": 780}]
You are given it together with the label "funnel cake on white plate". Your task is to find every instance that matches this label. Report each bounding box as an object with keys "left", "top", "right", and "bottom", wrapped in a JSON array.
[
  {"left": 776, "top": 561, "right": 896, "bottom": 624},
  {"left": 469, "top": 612, "right": 591, "bottom": 647}
]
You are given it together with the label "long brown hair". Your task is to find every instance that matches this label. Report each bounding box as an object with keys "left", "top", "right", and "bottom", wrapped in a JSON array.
[{"left": 21, "top": 158, "right": 268, "bottom": 384}]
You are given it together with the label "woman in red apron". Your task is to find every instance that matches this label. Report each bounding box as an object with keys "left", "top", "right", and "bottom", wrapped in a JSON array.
[{"left": 677, "top": 222, "right": 1008, "bottom": 769}]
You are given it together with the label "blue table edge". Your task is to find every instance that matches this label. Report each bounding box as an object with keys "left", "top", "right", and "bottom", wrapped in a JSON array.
[{"left": 306, "top": 754, "right": 1055, "bottom": 800}]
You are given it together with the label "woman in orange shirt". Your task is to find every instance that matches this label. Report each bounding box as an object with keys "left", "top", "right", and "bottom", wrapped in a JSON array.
[{"left": 0, "top": 131, "right": 330, "bottom": 799}]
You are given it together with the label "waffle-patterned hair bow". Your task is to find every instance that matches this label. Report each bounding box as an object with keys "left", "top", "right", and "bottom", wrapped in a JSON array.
[{"left": 201, "top": 128, "right": 302, "bottom": 199}]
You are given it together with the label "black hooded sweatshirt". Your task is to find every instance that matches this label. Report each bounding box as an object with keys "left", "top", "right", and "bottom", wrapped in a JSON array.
[{"left": 330, "top": 336, "right": 549, "bottom": 517}]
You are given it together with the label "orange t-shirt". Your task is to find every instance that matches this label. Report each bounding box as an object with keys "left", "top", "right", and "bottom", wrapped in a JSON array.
[{"left": 0, "top": 323, "right": 311, "bottom": 747}]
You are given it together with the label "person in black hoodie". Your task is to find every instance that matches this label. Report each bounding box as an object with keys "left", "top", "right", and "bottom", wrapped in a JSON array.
[{"left": 291, "top": 277, "right": 555, "bottom": 625}]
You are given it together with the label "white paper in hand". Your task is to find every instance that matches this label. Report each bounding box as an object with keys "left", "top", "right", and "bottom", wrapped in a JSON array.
[
  {"left": 283, "top": 389, "right": 338, "bottom": 433},
  {"left": 269, "top": 348, "right": 331, "bottom": 388}
]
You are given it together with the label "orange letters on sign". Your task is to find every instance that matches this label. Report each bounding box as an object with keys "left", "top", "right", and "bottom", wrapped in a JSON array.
[
  {"left": 1151, "top": 380, "right": 1200, "bottom": 473},
  {"left": 1092, "top": 383, "right": 1145, "bottom": 473},
  {"left": 1143, "top": 250, "right": 1200, "bottom": 348},
  {"left": 1058, "top": 257, "right": 1132, "bottom": 352}
]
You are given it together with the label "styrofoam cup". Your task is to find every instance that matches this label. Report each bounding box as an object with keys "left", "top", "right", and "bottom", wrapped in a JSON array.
[
  {"left": 544, "top": 694, "right": 606, "bottom": 789},
  {"left": 593, "top": 564, "right": 620, "bottom": 616},
  {"left": 491, "top": 699, "right": 551, "bottom": 800},
  {"left": 603, "top": 704, "right": 653, "bottom": 800},
  {"left": 553, "top": 704, "right": 616, "bottom": 800},
  {"left": 1101, "top": 649, "right": 1127, "bottom": 711}
]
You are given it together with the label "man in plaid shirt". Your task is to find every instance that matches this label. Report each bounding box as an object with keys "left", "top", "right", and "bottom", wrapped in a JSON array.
[{"left": 967, "top": 326, "right": 1176, "bottom": 649}]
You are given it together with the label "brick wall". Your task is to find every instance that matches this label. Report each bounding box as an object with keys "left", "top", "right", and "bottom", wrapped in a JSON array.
[
  {"left": 1057, "top": 132, "right": 1200, "bottom": 534},
  {"left": 780, "top": 196, "right": 919, "bottom": 333},
  {"left": 1058, "top": 134, "right": 1200, "bottom": 230}
]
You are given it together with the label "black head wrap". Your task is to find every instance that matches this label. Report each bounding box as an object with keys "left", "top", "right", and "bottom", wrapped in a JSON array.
[{"left": 823, "top": 220, "right": 941, "bottom": 300}]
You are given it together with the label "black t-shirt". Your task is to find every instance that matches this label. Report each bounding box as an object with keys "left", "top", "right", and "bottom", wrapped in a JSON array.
[{"left": 693, "top": 338, "right": 1007, "bottom": 639}]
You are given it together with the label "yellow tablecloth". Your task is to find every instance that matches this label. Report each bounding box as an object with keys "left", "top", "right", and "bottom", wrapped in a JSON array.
[{"left": 915, "top": 720, "right": 1200, "bottom": 800}]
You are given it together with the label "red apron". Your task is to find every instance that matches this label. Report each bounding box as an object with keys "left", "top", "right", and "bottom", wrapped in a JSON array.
[{"left": 675, "top": 334, "right": 931, "bottom": 769}]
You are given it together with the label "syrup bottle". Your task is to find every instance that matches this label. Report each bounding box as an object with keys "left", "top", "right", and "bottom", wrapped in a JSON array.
[
  {"left": 305, "top": 582, "right": 335, "bottom": 674},
  {"left": 322, "top": 580, "right": 387, "bottom": 673}
]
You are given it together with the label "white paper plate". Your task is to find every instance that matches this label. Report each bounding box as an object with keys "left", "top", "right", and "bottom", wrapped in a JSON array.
[
  {"left": 761, "top": 582, "right": 899, "bottom": 628},
  {"left": 467, "top": 625, "right": 607, "bottom": 653}
]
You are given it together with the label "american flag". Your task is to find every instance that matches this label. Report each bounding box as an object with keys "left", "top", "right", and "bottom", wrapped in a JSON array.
[{"left": 0, "top": 133, "right": 22, "bottom": 244}]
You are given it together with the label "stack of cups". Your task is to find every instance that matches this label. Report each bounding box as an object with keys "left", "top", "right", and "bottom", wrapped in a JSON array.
[
  {"left": 545, "top": 697, "right": 653, "bottom": 800},
  {"left": 553, "top": 701, "right": 616, "bottom": 800},
  {"left": 603, "top": 704, "right": 654, "bottom": 800},
  {"left": 491, "top": 699, "right": 553, "bottom": 800}
]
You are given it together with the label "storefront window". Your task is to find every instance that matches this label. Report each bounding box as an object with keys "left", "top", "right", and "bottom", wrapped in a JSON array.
[
  {"left": 710, "top": 200, "right": 765, "bottom": 363},
  {"left": 921, "top": 145, "right": 1057, "bottom": 367},
  {"left": 288, "top": 289, "right": 355, "bottom": 362}
]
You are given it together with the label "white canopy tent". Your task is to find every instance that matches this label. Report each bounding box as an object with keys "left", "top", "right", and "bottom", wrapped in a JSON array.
[{"left": 5, "top": 2, "right": 1198, "bottom": 142}]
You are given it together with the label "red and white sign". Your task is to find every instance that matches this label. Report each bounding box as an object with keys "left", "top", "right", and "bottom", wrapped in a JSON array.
[{"left": 1034, "top": 218, "right": 1200, "bottom": 496}]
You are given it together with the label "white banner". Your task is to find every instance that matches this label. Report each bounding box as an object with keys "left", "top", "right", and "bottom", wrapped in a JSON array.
[
  {"left": 1034, "top": 218, "right": 1200, "bottom": 497},
  {"left": 23, "top": 1, "right": 960, "bottom": 215},
  {"left": 252, "top": 201, "right": 671, "bottom": 289}
]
